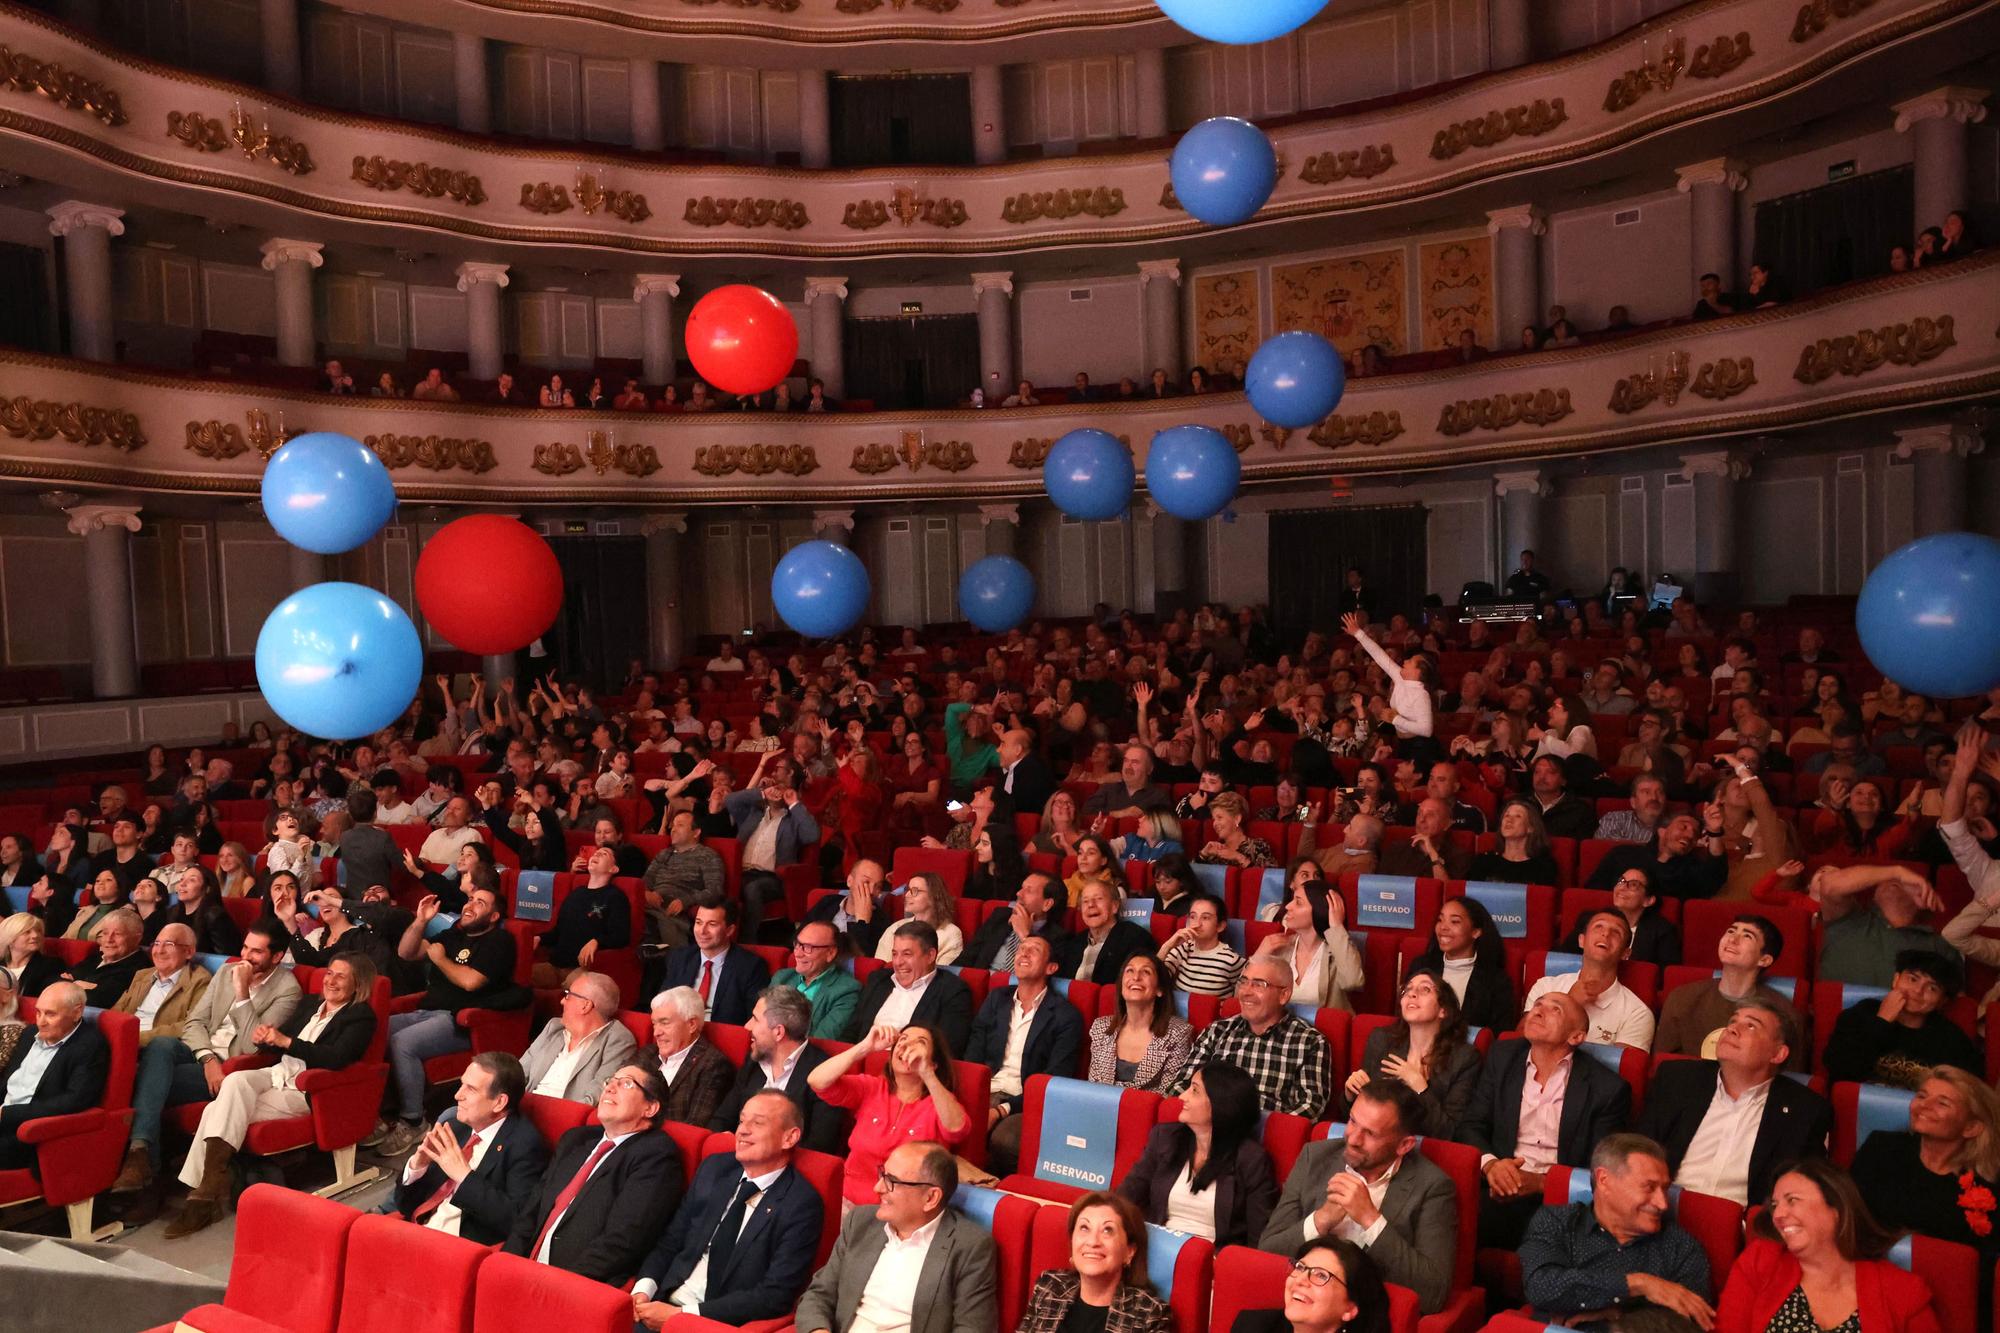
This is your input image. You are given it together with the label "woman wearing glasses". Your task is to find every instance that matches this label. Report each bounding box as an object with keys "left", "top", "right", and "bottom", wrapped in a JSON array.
[
  {"left": 808, "top": 1020, "right": 971, "bottom": 1209},
  {"left": 1233, "top": 1238, "right": 1393, "bottom": 1333},
  {"left": 1016, "top": 1192, "right": 1172, "bottom": 1333},
  {"left": 1338, "top": 968, "right": 1481, "bottom": 1138},
  {"left": 1561, "top": 864, "right": 1680, "bottom": 967}
]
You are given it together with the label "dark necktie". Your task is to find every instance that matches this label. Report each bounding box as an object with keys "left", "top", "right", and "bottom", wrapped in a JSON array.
[{"left": 707, "top": 1175, "right": 760, "bottom": 1278}]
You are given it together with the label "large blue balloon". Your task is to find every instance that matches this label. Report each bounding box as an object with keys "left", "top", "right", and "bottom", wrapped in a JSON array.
[
  {"left": 255, "top": 582, "right": 422, "bottom": 740},
  {"left": 1156, "top": 0, "right": 1328, "bottom": 43},
  {"left": 1045, "top": 428, "right": 1135, "bottom": 521},
  {"left": 1857, "top": 532, "right": 2000, "bottom": 699},
  {"left": 261, "top": 432, "right": 396, "bottom": 555},
  {"left": 1146, "top": 425, "right": 1241, "bottom": 521},
  {"left": 1246, "top": 331, "right": 1347, "bottom": 428},
  {"left": 1171, "top": 117, "right": 1278, "bottom": 227},
  {"left": 772, "top": 540, "right": 872, "bottom": 640},
  {"left": 959, "top": 556, "right": 1036, "bottom": 633}
]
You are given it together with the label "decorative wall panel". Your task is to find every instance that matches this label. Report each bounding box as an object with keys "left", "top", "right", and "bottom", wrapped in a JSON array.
[
  {"left": 1192, "top": 271, "right": 1260, "bottom": 376},
  {"left": 1271, "top": 250, "right": 1407, "bottom": 357},
  {"left": 1417, "top": 235, "right": 1491, "bottom": 350}
]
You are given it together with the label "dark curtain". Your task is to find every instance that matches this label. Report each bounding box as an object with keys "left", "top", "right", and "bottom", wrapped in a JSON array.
[
  {"left": 1752, "top": 165, "right": 1913, "bottom": 295},
  {"left": 1268, "top": 506, "right": 1427, "bottom": 639},
  {"left": 830, "top": 75, "right": 974, "bottom": 167},
  {"left": 0, "top": 244, "right": 53, "bottom": 353},
  {"left": 542, "top": 537, "right": 647, "bottom": 689},
  {"left": 843, "top": 315, "right": 980, "bottom": 410}
]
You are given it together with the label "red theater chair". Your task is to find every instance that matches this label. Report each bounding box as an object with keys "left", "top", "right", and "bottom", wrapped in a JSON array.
[
  {"left": 472, "top": 1250, "right": 634, "bottom": 1333},
  {"left": 521, "top": 1091, "right": 593, "bottom": 1150},
  {"left": 1031, "top": 1199, "right": 1215, "bottom": 1333},
  {"left": 954, "top": 1183, "right": 1045, "bottom": 1333},
  {"left": 999, "top": 1074, "right": 1161, "bottom": 1204},
  {"left": 0, "top": 1000, "right": 138, "bottom": 1240},
  {"left": 140, "top": 1184, "right": 361, "bottom": 1333},
  {"left": 332, "top": 1213, "right": 489, "bottom": 1333}
]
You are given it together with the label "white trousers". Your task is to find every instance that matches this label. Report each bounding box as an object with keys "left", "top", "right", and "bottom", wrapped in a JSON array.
[{"left": 175, "top": 1069, "right": 308, "bottom": 1188}]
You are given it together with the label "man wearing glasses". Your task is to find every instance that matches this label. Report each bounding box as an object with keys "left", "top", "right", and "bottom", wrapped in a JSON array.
[
  {"left": 796, "top": 1140, "right": 999, "bottom": 1333},
  {"left": 1161, "top": 956, "right": 1331, "bottom": 1117},
  {"left": 517, "top": 970, "right": 638, "bottom": 1106},
  {"left": 773, "top": 922, "right": 863, "bottom": 1039}
]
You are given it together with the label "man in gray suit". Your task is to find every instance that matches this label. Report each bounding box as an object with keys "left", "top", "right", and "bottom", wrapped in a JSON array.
[
  {"left": 517, "top": 970, "right": 637, "bottom": 1107},
  {"left": 797, "top": 1140, "right": 998, "bottom": 1333},
  {"left": 1258, "top": 1078, "right": 1459, "bottom": 1315}
]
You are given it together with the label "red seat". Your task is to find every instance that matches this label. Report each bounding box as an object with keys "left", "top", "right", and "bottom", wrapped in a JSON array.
[
  {"left": 1412, "top": 1137, "right": 1486, "bottom": 1333},
  {"left": 891, "top": 845, "right": 975, "bottom": 894},
  {"left": 1680, "top": 899, "right": 1812, "bottom": 978},
  {"left": 1895, "top": 1235, "right": 1980, "bottom": 1329},
  {"left": 520, "top": 1091, "right": 593, "bottom": 1150},
  {"left": 1031, "top": 1200, "right": 1215, "bottom": 1333},
  {"left": 1210, "top": 1244, "right": 1419, "bottom": 1333},
  {"left": 998, "top": 1075, "right": 1161, "bottom": 1203},
  {"left": 953, "top": 1184, "right": 1042, "bottom": 1333},
  {"left": 660, "top": 1119, "right": 715, "bottom": 1187},
  {"left": 176, "top": 1184, "right": 359, "bottom": 1333},
  {"left": 471, "top": 1249, "right": 633, "bottom": 1333},
  {"left": 0, "top": 1002, "right": 138, "bottom": 1241},
  {"left": 333, "top": 1213, "right": 488, "bottom": 1333}
]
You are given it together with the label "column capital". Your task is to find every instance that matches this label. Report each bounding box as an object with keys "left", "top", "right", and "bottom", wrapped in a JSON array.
[
  {"left": 804, "top": 276, "right": 850, "bottom": 304},
  {"left": 1137, "top": 259, "right": 1183, "bottom": 287},
  {"left": 1492, "top": 469, "right": 1549, "bottom": 498},
  {"left": 455, "top": 261, "right": 511, "bottom": 292},
  {"left": 641, "top": 511, "right": 689, "bottom": 536},
  {"left": 259, "top": 238, "right": 324, "bottom": 271},
  {"left": 46, "top": 200, "right": 125, "bottom": 238},
  {"left": 1893, "top": 423, "right": 1984, "bottom": 459},
  {"left": 1484, "top": 205, "right": 1545, "bottom": 236},
  {"left": 1679, "top": 450, "right": 1752, "bottom": 481},
  {"left": 1675, "top": 158, "right": 1749, "bottom": 193},
  {"left": 1892, "top": 85, "right": 1989, "bottom": 133},
  {"left": 64, "top": 503, "right": 142, "bottom": 536},
  {"left": 812, "top": 508, "right": 856, "bottom": 534},
  {"left": 970, "top": 271, "right": 1015, "bottom": 298},
  {"left": 633, "top": 273, "right": 682, "bottom": 301},
  {"left": 977, "top": 503, "right": 1021, "bottom": 527}
]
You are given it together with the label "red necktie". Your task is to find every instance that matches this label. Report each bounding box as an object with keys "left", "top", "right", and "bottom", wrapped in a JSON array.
[
  {"left": 698, "top": 959, "right": 714, "bottom": 1008},
  {"left": 530, "top": 1137, "right": 615, "bottom": 1260},
  {"left": 412, "top": 1132, "right": 481, "bottom": 1222}
]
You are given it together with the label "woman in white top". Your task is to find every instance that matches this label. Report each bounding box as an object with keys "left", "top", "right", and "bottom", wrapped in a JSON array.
[
  {"left": 1530, "top": 695, "right": 1597, "bottom": 761},
  {"left": 1255, "top": 868, "right": 1364, "bottom": 1011},
  {"left": 1116, "top": 1060, "right": 1276, "bottom": 1246},
  {"left": 874, "top": 872, "right": 963, "bottom": 966},
  {"left": 1343, "top": 613, "right": 1434, "bottom": 739}
]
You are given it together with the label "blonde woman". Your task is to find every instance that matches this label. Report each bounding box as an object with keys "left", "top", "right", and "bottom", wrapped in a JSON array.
[
  {"left": 1195, "top": 792, "right": 1273, "bottom": 867},
  {"left": 215, "top": 842, "right": 256, "bottom": 898},
  {"left": 874, "top": 872, "right": 964, "bottom": 966},
  {"left": 0, "top": 911, "right": 61, "bottom": 996},
  {"left": 1034, "top": 790, "right": 1087, "bottom": 857},
  {"left": 1111, "top": 810, "right": 1183, "bottom": 864},
  {"left": 0, "top": 968, "right": 22, "bottom": 1068}
]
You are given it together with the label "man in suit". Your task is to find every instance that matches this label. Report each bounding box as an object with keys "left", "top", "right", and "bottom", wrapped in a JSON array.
[
  {"left": 964, "top": 935, "right": 1084, "bottom": 1175},
  {"left": 0, "top": 980, "right": 109, "bottom": 1171},
  {"left": 1636, "top": 996, "right": 1832, "bottom": 1206},
  {"left": 394, "top": 1051, "right": 548, "bottom": 1244},
  {"left": 114, "top": 924, "right": 301, "bottom": 1192},
  {"left": 339, "top": 788, "right": 402, "bottom": 898},
  {"left": 108, "top": 923, "right": 211, "bottom": 1048},
  {"left": 994, "top": 729, "right": 1056, "bottom": 817},
  {"left": 958, "top": 872, "right": 1070, "bottom": 973},
  {"left": 796, "top": 1140, "right": 998, "bottom": 1333},
  {"left": 659, "top": 901, "right": 771, "bottom": 1026},
  {"left": 506, "top": 1060, "right": 684, "bottom": 1286},
  {"left": 1456, "top": 989, "right": 1631, "bottom": 1249},
  {"left": 844, "top": 921, "right": 974, "bottom": 1053},
  {"left": 644, "top": 986, "right": 737, "bottom": 1128},
  {"left": 772, "top": 921, "right": 864, "bottom": 1040},
  {"left": 518, "top": 970, "right": 639, "bottom": 1107},
  {"left": 1526, "top": 756, "right": 1599, "bottom": 843},
  {"left": 635, "top": 1089, "right": 826, "bottom": 1328},
  {"left": 723, "top": 756, "right": 820, "bottom": 938},
  {"left": 803, "top": 859, "right": 890, "bottom": 958},
  {"left": 710, "top": 985, "right": 843, "bottom": 1153},
  {"left": 64, "top": 907, "right": 148, "bottom": 1000},
  {"left": 1259, "top": 1079, "right": 1459, "bottom": 1315},
  {"left": 1376, "top": 800, "right": 1474, "bottom": 880}
]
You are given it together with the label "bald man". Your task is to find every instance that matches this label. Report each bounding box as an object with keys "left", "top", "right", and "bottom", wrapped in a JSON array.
[
  {"left": 1, "top": 980, "right": 111, "bottom": 1169},
  {"left": 993, "top": 727, "right": 1055, "bottom": 816}
]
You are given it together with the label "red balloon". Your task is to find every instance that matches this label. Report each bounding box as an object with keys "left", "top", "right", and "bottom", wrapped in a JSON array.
[
  {"left": 685, "top": 284, "right": 799, "bottom": 396},
  {"left": 414, "top": 516, "right": 563, "bottom": 654}
]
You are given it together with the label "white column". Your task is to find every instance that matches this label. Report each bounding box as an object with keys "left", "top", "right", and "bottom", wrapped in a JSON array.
[
  {"left": 67, "top": 503, "right": 141, "bottom": 700},
  {"left": 456, "top": 261, "right": 510, "bottom": 382},
  {"left": 1138, "top": 260, "right": 1184, "bottom": 382},
  {"left": 971, "top": 272, "right": 1015, "bottom": 399},
  {"left": 1493, "top": 470, "right": 1549, "bottom": 582},
  {"left": 1485, "top": 206, "right": 1544, "bottom": 349},
  {"left": 969, "top": 65, "right": 1006, "bottom": 166},
  {"left": 979, "top": 504, "right": 1021, "bottom": 559},
  {"left": 1896, "top": 424, "right": 1983, "bottom": 537},
  {"left": 1680, "top": 451, "right": 1751, "bottom": 604},
  {"left": 805, "top": 277, "right": 849, "bottom": 399},
  {"left": 1150, "top": 505, "right": 1189, "bottom": 612},
  {"left": 1488, "top": 0, "right": 1533, "bottom": 70},
  {"left": 634, "top": 274, "right": 681, "bottom": 387},
  {"left": 259, "top": 0, "right": 302, "bottom": 99},
  {"left": 46, "top": 201, "right": 123, "bottom": 363},
  {"left": 1676, "top": 159, "right": 1748, "bottom": 300},
  {"left": 797, "top": 69, "right": 832, "bottom": 169},
  {"left": 288, "top": 545, "right": 325, "bottom": 593},
  {"left": 813, "top": 510, "right": 856, "bottom": 547},
  {"left": 453, "top": 33, "right": 491, "bottom": 135},
  {"left": 1892, "top": 87, "right": 1988, "bottom": 231},
  {"left": 643, "top": 513, "right": 690, "bottom": 669},
  {"left": 629, "top": 59, "right": 665, "bottom": 153},
  {"left": 1133, "top": 49, "right": 1169, "bottom": 140},
  {"left": 259, "top": 238, "right": 323, "bottom": 368}
]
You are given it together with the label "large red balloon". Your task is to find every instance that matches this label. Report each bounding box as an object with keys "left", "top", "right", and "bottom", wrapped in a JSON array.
[
  {"left": 685, "top": 284, "right": 799, "bottom": 396},
  {"left": 415, "top": 516, "right": 563, "bottom": 654}
]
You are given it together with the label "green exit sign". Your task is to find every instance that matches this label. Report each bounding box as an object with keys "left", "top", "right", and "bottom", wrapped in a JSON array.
[{"left": 1827, "top": 160, "right": 1856, "bottom": 182}]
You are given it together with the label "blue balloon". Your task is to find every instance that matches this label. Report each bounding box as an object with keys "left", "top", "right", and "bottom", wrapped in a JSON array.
[
  {"left": 1044, "top": 428, "right": 1135, "bottom": 521},
  {"left": 1171, "top": 116, "right": 1279, "bottom": 227},
  {"left": 262, "top": 432, "right": 397, "bottom": 555},
  {"left": 1857, "top": 532, "right": 2000, "bottom": 699},
  {"left": 1145, "top": 425, "right": 1241, "bottom": 521},
  {"left": 255, "top": 582, "right": 422, "bottom": 740},
  {"left": 959, "top": 556, "right": 1036, "bottom": 633},
  {"left": 772, "top": 540, "right": 872, "bottom": 640},
  {"left": 1156, "top": 0, "right": 1328, "bottom": 43},
  {"left": 1246, "top": 331, "right": 1347, "bottom": 428}
]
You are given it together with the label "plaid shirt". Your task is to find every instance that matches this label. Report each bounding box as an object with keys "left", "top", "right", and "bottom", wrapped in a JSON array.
[
  {"left": 1519, "top": 1201, "right": 1711, "bottom": 1318},
  {"left": 1162, "top": 1012, "right": 1330, "bottom": 1118}
]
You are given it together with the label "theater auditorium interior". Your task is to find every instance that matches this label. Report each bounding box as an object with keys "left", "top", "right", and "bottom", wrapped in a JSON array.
[{"left": 2, "top": 0, "right": 2000, "bottom": 1329}]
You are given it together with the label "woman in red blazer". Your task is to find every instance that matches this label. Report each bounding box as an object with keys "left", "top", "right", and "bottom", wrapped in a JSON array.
[{"left": 1718, "top": 1159, "right": 1941, "bottom": 1332}]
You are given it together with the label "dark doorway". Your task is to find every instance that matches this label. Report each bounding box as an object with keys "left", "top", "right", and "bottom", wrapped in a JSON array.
[
  {"left": 1267, "top": 506, "right": 1428, "bottom": 637},
  {"left": 830, "top": 74, "right": 974, "bottom": 167},
  {"left": 543, "top": 536, "right": 648, "bottom": 688},
  {"left": 1752, "top": 164, "right": 1914, "bottom": 295},
  {"left": 843, "top": 314, "right": 981, "bottom": 410},
  {"left": 0, "top": 244, "right": 54, "bottom": 353}
]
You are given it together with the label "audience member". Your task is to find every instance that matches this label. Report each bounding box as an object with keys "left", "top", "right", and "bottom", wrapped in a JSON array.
[
  {"left": 643, "top": 985, "right": 736, "bottom": 1125},
  {"left": 518, "top": 970, "right": 638, "bottom": 1106},
  {"left": 879, "top": 873, "right": 962, "bottom": 966},
  {"left": 1848, "top": 1067, "right": 2000, "bottom": 1263},
  {"left": 1157, "top": 891, "right": 1246, "bottom": 996},
  {"left": 709, "top": 984, "right": 843, "bottom": 1153},
  {"left": 1017, "top": 1192, "right": 1172, "bottom": 1333},
  {"left": 1655, "top": 912, "right": 1805, "bottom": 1066},
  {"left": 0, "top": 980, "right": 107, "bottom": 1171},
  {"left": 393, "top": 1052, "right": 548, "bottom": 1243},
  {"left": 844, "top": 920, "right": 974, "bottom": 1049},
  {"left": 1057, "top": 880, "right": 1155, "bottom": 984},
  {"left": 63, "top": 907, "right": 148, "bottom": 997},
  {"left": 658, "top": 900, "right": 772, "bottom": 1025},
  {"left": 966, "top": 934, "right": 1084, "bottom": 1174},
  {"left": 723, "top": 757, "right": 820, "bottom": 936},
  {"left": 1560, "top": 865, "right": 1680, "bottom": 966},
  {"left": 1410, "top": 895, "right": 1518, "bottom": 1032},
  {"left": 1821, "top": 950, "right": 1982, "bottom": 1087},
  {"left": 772, "top": 920, "right": 863, "bottom": 1038},
  {"left": 1256, "top": 874, "right": 1363, "bottom": 1010},
  {"left": 1088, "top": 954, "right": 1195, "bottom": 1092},
  {"left": 1340, "top": 967, "right": 1482, "bottom": 1138},
  {"left": 1164, "top": 957, "right": 1332, "bottom": 1117},
  {"left": 808, "top": 1021, "right": 973, "bottom": 1207},
  {"left": 1814, "top": 862, "right": 1959, "bottom": 986},
  {"left": 1121, "top": 1061, "right": 1275, "bottom": 1245},
  {"left": 1524, "top": 910, "right": 1657, "bottom": 1049}
]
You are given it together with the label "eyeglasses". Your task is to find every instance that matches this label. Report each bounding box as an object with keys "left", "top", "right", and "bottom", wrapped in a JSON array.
[
  {"left": 560, "top": 989, "right": 589, "bottom": 1002},
  {"left": 1237, "top": 977, "right": 1281, "bottom": 992},
  {"left": 602, "top": 1075, "right": 643, "bottom": 1092},
  {"left": 794, "top": 940, "right": 836, "bottom": 953},
  {"left": 1614, "top": 876, "right": 1650, "bottom": 890},
  {"left": 877, "top": 1167, "right": 932, "bottom": 1192},
  {"left": 1290, "top": 1262, "right": 1348, "bottom": 1290}
]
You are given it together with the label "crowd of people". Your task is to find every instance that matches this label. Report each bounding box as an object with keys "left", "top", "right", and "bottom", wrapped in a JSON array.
[{"left": 3, "top": 577, "right": 1999, "bottom": 1331}]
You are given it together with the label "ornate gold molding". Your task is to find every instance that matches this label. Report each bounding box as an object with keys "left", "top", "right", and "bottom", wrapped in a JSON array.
[
  {"left": 1603, "top": 39, "right": 1685, "bottom": 113},
  {"left": 1298, "top": 145, "right": 1395, "bottom": 184},
  {"left": 847, "top": 187, "right": 970, "bottom": 229},
  {"left": 224, "top": 106, "right": 312, "bottom": 174},
  {"left": 1307, "top": 411, "right": 1404, "bottom": 449},
  {"left": 1429, "top": 98, "right": 1567, "bottom": 160},
  {"left": 1437, "top": 389, "right": 1573, "bottom": 435},
  {"left": 1608, "top": 350, "right": 1690, "bottom": 413},
  {"left": 1221, "top": 423, "right": 1256, "bottom": 454},
  {"left": 364, "top": 432, "right": 498, "bottom": 473},
  {"left": 0, "top": 395, "right": 145, "bottom": 450},
  {"left": 532, "top": 432, "right": 662, "bottom": 477},
  {"left": 693, "top": 442, "right": 819, "bottom": 476},
  {"left": 842, "top": 199, "right": 889, "bottom": 230},
  {"left": 1159, "top": 181, "right": 1181, "bottom": 212},
  {"left": 685, "top": 196, "right": 808, "bottom": 229},
  {"left": 576, "top": 172, "right": 651, "bottom": 223},
  {"left": 1001, "top": 185, "right": 1126, "bottom": 224},
  {"left": 520, "top": 182, "right": 573, "bottom": 214},
  {"left": 1792, "top": 0, "right": 1879, "bottom": 43},
  {"left": 352, "top": 155, "right": 485, "bottom": 206},
  {"left": 533, "top": 441, "right": 582, "bottom": 476},
  {"left": 183, "top": 409, "right": 291, "bottom": 462},
  {"left": 0, "top": 42, "right": 126, "bottom": 127},
  {"left": 1793, "top": 315, "right": 1955, "bottom": 383},
  {"left": 1690, "top": 356, "right": 1758, "bottom": 401},
  {"left": 1690, "top": 32, "right": 1755, "bottom": 78},
  {"left": 165, "top": 109, "right": 226, "bottom": 152},
  {"left": 1259, "top": 424, "right": 1293, "bottom": 449},
  {"left": 1007, "top": 437, "right": 1055, "bottom": 469}
]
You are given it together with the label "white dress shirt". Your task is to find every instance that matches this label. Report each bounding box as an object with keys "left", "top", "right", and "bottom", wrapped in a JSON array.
[
  {"left": 658, "top": 1042, "right": 696, "bottom": 1088},
  {"left": 534, "top": 1022, "right": 613, "bottom": 1098},
  {"left": 199, "top": 964, "right": 284, "bottom": 1060},
  {"left": 273, "top": 1001, "right": 344, "bottom": 1090},
  {"left": 873, "top": 969, "right": 936, "bottom": 1031},
  {"left": 647, "top": 1163, "right": 789, "bottom": 1310},
  {"left": 400, "top": 1114, "right": 507, "bottom": 1237},
  {"left": 4, "top": 1022, "right": 80, "bottom": 1106},
  {"left": 134, "top": 968, "right": 188, "bottom": 1035},
  {"left": 740, "top": 810, "right": 785, "bottom": 874},
  {"left": 1304, "top": 1153, "right": 1401, "bottom": 1248},
  {"left": 1524, "top": 972, "right": 1657, "bottom": 1051},
  {"left": 990, "top": 987, "right": 1045, "bottom": 1100},
  {"left": 1672, "top": 1074, "right": 1771, "bottom": 1204},
  {"left": 1165, "top": 1160, "right": 1219, "bottom": 1240},
  {"left": 758, "top": 1044, "right": 805, "bottom": 1092},
  {"left": 850, "top": 1212, "right": 942, "bottom": 1333}
]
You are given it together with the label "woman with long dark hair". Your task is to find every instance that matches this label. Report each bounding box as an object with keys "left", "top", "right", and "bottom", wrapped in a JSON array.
[
  {"left": 1410, "top": 894, "right": 1517, "bottom": 1032},
  {"left": 964, "top": 823, "right": 1029, "bottom": 902},
  {"left": 1119, "top": 1061, "right": 1276, "bottom": 1245},
  {"left": 1087, "top": 954, "right": 1194, "bottom": 1092},
  {"left": 1340, "top": 967, "right": 1481, "bottom": 1137}
]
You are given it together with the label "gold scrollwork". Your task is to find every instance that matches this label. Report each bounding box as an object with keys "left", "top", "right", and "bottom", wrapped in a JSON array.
[
  {"left": 1689, "top": 32, "right": 1754, "bottom": 79},
  {"left": 1690, "top": 356, "right": 1758, "bottom": 401},
  {"left": 0, "top": 396, "right": 145, "bottom": 450},
  {"left": 842, "top": 200, "right": 889, "bottom": 231},
  {"left": 1603, "top": 39, "right": 1686, "bottom": 113},
  {"left": 1793, "top": 316, "right": 1955, "bottom": 384},
  {"left": 1220, "top": 424, "right": 1256, "bottom": 454},
  {"left": 225, "top": 107, "right": 312, "bottom": 175},
  {"left": 1007, "top": 438, "right": 1054, "bottom": 469},
  {"left": 533, "top": 443, "right": 583, "bottom": 476},
  {"left": 850, "top": 436, "right": 978, "bottom": 474},
  {"left": 1259, "top": 425, "right": 1293, "bottom": 450},
  {"left": 352, "top": 155, "right": 485, "bottom": 206},
  {"left": 521, "top": 182, "right": 574, "bottom": 214},
  {"left": 166, "top": 110, "right": 227, "bottom": 152},
  {"left": 183, "top": 409, "right": 292, "bottom": 462},
  {"left": 1001, "top": 186, "right": 1127, "bottom": 224},
  {"left": 1437, "top": 389, "right": 1574, "bottom": 436},
  {"left": 364, "top": 433, "right": 497, "bottom": 474},
  {"left": 1298, "top": 145, "right": 1396, "bottom": 184},
  {"left": 1308, "top": 412, "right": 1405, "bottom": 450},
  {"left": 1791, "top": 0, "right": 1877, "bottom": 43},
  {"left": 0, "top": 44, "right": 127, "bottom": 127},
  {"left": 575, "top": 173, "right": 651, "bottom": 224},
  {"left": 851, "top": 442, "right": 899, "bottom": 475},
  {"left": 588, "top": 431, "right": 662, "bottom": 477},
  {"left": 693, "top": 443, "right": 819, "bottom": 477},
  {"left": 1160, "top": 181, "right": 1182, "bottom": 212},
  {"left": 1608, "top": 350, "right": 1691, "bottom": 414},
  {"left": 1430, "top": 99, "right": 1567, "bottom": 161},
  {"left": 684, "top": 197, "right": 809, "bottom": 230}
]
